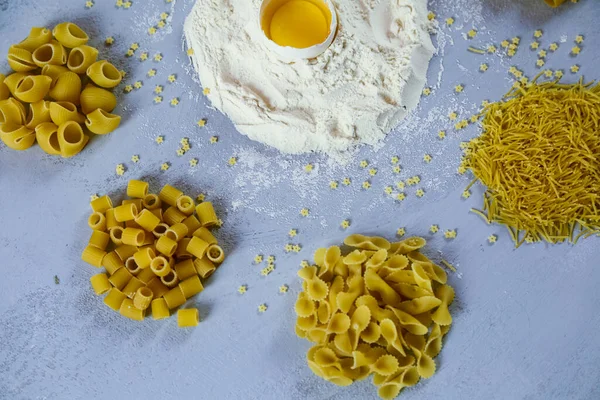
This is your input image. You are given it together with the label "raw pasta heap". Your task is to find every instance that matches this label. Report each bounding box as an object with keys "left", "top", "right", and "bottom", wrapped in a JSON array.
[
  {"left": 464, "top": 77, "right": 600, "bottom": 246},
  {"left": 295, "top": 234, "right": 454, "bottom": 400},
  {"left": 82, "top": 180, "right": 225, "bottom": 327},
  {"left": 0, "top": 22, "right": 122, "bottom": 157}
]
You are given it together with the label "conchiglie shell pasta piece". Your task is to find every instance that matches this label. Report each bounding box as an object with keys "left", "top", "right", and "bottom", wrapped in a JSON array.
[
  {"left": 57, "top": 121, "right": 88, "bottom": 158},
  {"left": 14, "top": 75, "right": 52, "bottom": 103},
  {"left": 25, "top": 100, "right": 51, "bottom": 129},
  {"left": 80, "top": 84, "right": 116, "bottom": 114},
  {"left": 85, "top": 108, "right": 121, "bottom": 134},
  {"left": 67, "top": 45, "right": 99, "bottom": 74},
  {"left": 0, "top": 123, "right": 35, "bottom": 150},
  {"left": 32, "top": 40, "right": 67, "bottom": 67},
  {"left": 41, "top": 64, "right": 69, "bottom": 80},
  {"left": 0, "top": 74, "right": 9, "bottom": 101},
  {"left": 49, "top": 71, "right": 81, "bottom": 104},
  {"left": 0, "top": 97, "right": 27, "bottom": 125},
  {"left": 4, "top": 72, "right": 32, "bottom": 96},
  {"left": 16, "top": 27, "right": 52, "bottom": 52},
  {"left": 7, "top": 46, "right": 37, "bottom": 72},
  {"left": 35, "top": 122, "right": 61, "bottom": 155},
  {"left": 86, "top": 60, "right": 122, "bottom": 88},
  {"left": 52, "top": 22, "right": 89, "bottom": 48},
  {"left": 49, "top": 101, "right": 85, "bottom": 125}
]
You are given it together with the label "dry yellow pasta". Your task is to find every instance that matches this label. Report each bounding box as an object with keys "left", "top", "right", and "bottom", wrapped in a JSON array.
[
  {"left": 7, "top": 45, "right": 37, "bottom": 72},
  {"left": 79, "top": 84, "right": 116, "bottom": 114},
  {"left": 52, "top": 22, "right": 89, "bottom": 48},
  {"left": 84, "top": 109, "right": 121, "bottom": 134},
  {"left": 465, "top": 77, "right": 600, "bottom": 247},
  {"left": 81, "top": 180, "right": 225, "bottom": 325},
  {"left": 177, "top": 308, "right": 200, "bottom": 328},
  {"left": 15, "top": 27, "right": 52, "bottom": 52},
  {"left": 66, "top": 45, "right": 98, "bottom": 74},
  {"left": 25, "top": 101, "right": 51, "bottom": 129},
  {"left": 32, "top": 41, "right": 67, "bottom": 67},
  {"left": 14, "top": 75, "right": 52, "bottom": 103},
  {"left": 295, "top": 234, "right": 454, "bottom": 399},
  {"left": 86, "top": 60, "right": 122, "bottom": 88},
  {"left": 195, "top": 202, "right": 219, "bottom": 227},
  {"left": 48, "top": 71, "right": 81, "bottom": 104}
]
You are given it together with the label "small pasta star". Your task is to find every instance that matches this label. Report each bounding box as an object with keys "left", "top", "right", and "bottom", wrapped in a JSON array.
[
  {"left": 511, "top": 37, "right": 520, "bottom": 45},
  {"left": 396, "top": 193, "right": 406, "bottom": 201},
  {"left": 139, "top": 52, "right": 148, "bottom": 61},
  {"left": 422, "top": 87, "right": 431, "bottom": 96},
  {"left": 482, "top": 100, "right": 490, "bottom": 107},
  {"left": 462, "top": 190, "right": 471, "bottom": 199},
  {"left": 479, "top": 63, "right": 488, "bottom": 72},
  {"left": 445, "top": 17, "right": 454, "bottom": 26},
  {"left": 147, "top": 69, "right": 156, "bottom": 77},
  {"left": 189, "top": 158, "right": 198, "bottom": 167},
  {"left": 423, "top": 154, "right": 432, "bottom": 163},
  {"left": 396, "top": 181, "right": 405, "bottom": 190},
  {"left": 342, "top": 177, "right": 351, "bottom": 186},
  {"left": 284, "top": 244, "right": 293, "bottom": 253},
  {"left": 470, "top": 115, "right": 479, "bottom": 123},
  {"left": 254, "top": 255, "right": 263, "bottom": 264},
  {"left": 536, "top": 59, "right": 545, "bottom": 68},
  {"left": 288, "top": 229, "right": 297, "bottom": 237},
  {"left": 170, "top": 98, "right": 179, "bottom": 106},
  {"left": 153, "top": 96, "right": 163, "bottom": 104},
  {"left": 196, "top": 193, "right": 205, "bottom": 202},
  {"left": 449, "top": 111, "right": 457, "bottom": 120},
  {"left": 300, "top": 208, "right": 309, "bottom": 217},
  {"left": 105, "top": 36, "right": 114, "bottom": 45},
  {"left": 168, "top": 74, "right": 176, "bottom": 83},
  {"left": 279, "top": 285, "right": 288, "bottom": 294},
  {"left": 455, "top": 120, "right": 468, "bottom": 130},
  {"left": 391, "top": 156, "right": 399, "bottom": 164},
  {"left": 570, "top": 65, "right": 580, "bottom": 73},
  {"left": 154, "top": 85, "right": 163, "bottom": 94},
  {"left": 123, "top": 1, "right": 132, "bottom": 8},
  {"left": 300, "top": 260, "right": 309, "bottom": 268},
  {"left": 116, "top": 0, "right": 123, "bottom": 7},
  {"left": 488, "top": 234, "right": 497, "bottom": 244},
  {"left": 124, "top": 85, "right": 133, "bottom": 93},
  {"left": 430, "top": 225, "right": 439, "bottom": 233},
  {"left": 501, "top": 40, "right": 510, "bottom": 48},
  {"left": 157, "top": 20, "right": 166, "bottom": 29},
  {"left": 457, "top": 165, "right": 467, "bottom": 174},
  {"left": 90, "top": 194, "right": 99, "bottom": 201},
  {"left": 571, "top": 46, "right": 581, "bottom": 55},
  {"left": 203, "top": 88, "right": 211, "bottom": 95},
  {"left": 359, "top": 160, "right": 369, "bottom": 168},
  {"left": 187, "top": 48, "right": 194, "bottom": 56},
  {"left": 154, "top": 53, "right": 163, "bottom": 62},
  {"left": 160, "top": 11, "right": 169, "bottom": 19},
  {"left": 228, "top": 157, "right": 237, "bottom": 166},
  {"left": 538, "top": 49, "right": 547, "bottom": 58},
  {"left": 549, "top": 42, "right": 559, "bottom": 52},
  {"left": 329, "top": 181, "right": 338, "bottom": 189},
  {"left": 267, "top": 256, "right": 275, "bottom": 263},
  {"left": 304, "top": 164, "right": 313, "bottom": 172},
  {"left": 530, "top": 41, "right": 540, "bottom": 50},
  {"left": 454, "top": 84, "right": 464, "bottom": 93},
  {"left": 427, "top": 11, "right": 435, "bottom": 20},
  {"left": 155, "top": 135, "right": 164, "bottom": 144},
  {"left": 392, "top": 165, "right": 401, "bottom": 174},
  {"left": 160, "top": 162, "right": 170, "bottom": 171},
  {"left": 467, "top": 29, "right": 477, "bottom": 38},
  {"left": 533, "top": 29, "right": 543, "bottom": 38},
  {"left": 384, "top": 186, "right": 393, "bottom": 195},
  {"left": 444, "top": 229, "right": 457, "bottom": 239},
  {"left": 148, "top": 27, "right": 157, "bottom": 35},
  {"left": 438, "top": 130, "right": 446, "bottom": 139},
  {"left": 362, "top": 181, "right": 371, "bottom": 190},
  {"left": 131, "top": 155, "right": 139, "bottom": 163},
  {"left": 416, "top": 188, "right": 425, "bottom": 198},
  {"left": 125, "top": 49, "right": 134, "bottom": 57},
  {"left": 397, "top": 228, "right": 406, "bottom": 237},
  {"left": 180, "top": 137, "right": 189, "bottom": 145},
  {"left": 292, "top": 245, "right": 301, "bottom": 253},
  {"left": 368, "top": 168, "right": 377, "bottom": 176},
  {"left": 575, "top": 35, "right": 584, "bottom": 44},
  {"left": 133, "top": 81, "right": 143, "bottom": 89},
  {"left": 555, "top": 70, "right": 564, "bottom": 79},
  {"left": 176, "top": 148, "right": 185, "bottom": 156},
  {"left": 258, "top": 304, "right": 267, "bottom": 313},
  {"left": 544, "top": 70, "right": 553, "bottom": 78},
  {"left": 519, "top": 77, "right": 528, "bottom": 85},
  {"left": 341, "top": 220, "right": 350, "bottom": 229},
  {"left": 238, "top": 285, "right": 247, "bottom": 294},
  {"left": 210, "top": 136, "right": 218, "bottom": 144},
  {"left": 85, "top": 1, "right": 94, "bottom": 8},
  {"left": 197, "top": 119, "right": 206, "bottom": 127},
  {"left": 116, "top": 164, "right": 125, "bottom": 176},
  {"left": 507, "top": 49, "right": 516, "bottom": 57},
  {"left": 487, "top": 45, "right": 497, "bottom": 53}
]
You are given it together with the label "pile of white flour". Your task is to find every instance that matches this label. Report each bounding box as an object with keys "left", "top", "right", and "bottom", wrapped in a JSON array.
[{"left": 184, "top": 0, "right": 434, "bottom": 156}]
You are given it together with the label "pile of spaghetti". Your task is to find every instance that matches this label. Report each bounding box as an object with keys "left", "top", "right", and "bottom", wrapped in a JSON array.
[{"left": 465, "top": 77, "right": 600, "bottom": 246}]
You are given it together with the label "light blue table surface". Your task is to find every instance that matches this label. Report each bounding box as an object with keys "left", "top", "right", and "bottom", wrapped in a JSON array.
[{"left": 1, "top": 0, "right": 599, "bottom": 399}]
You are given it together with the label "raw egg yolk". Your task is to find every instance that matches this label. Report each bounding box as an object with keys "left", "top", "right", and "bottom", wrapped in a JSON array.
[{"left": 269, "top": 0, "right": 330, "bottom": 49}]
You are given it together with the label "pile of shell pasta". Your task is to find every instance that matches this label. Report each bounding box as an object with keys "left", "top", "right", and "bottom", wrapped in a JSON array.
[
  {"left": 82, "top": 180, "right": 225, "bottom": 327},
  {"left": 295, "top": 234, "right": 454, "bottom": 400},
  {"left": 0, "top": 22, "right": 121, "bottom": 156}
]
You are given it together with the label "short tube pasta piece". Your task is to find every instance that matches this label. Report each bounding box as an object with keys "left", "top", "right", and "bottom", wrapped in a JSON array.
[
  {"left": 133, "top": 247, "right": 155, "bottom": 269},
  {"left": 192, "top": 227, "right": 217, "bottom": 245},
  {"left": 156, "top": 235, "right": 178, "bottom": 257},
  {"left": 177, "top": 308, "right": 199, "bottom": 328},
  {"left": 104, "top": 288, "right": 127, "bottom": 311},
  {"left": 141, "top": 232, "right": 155, "bottom": 246},
  {"left": 89, "top": 230, "right": 110, "bottom": 250},
  {"left": 114, "top": 203, "right": 138, "bottom": 222},
  {"left": 150, "top": 256, "right": 171, "bottom": 277},
  {"left": 136, "top": 268, "right": 156, "bottom": 285},
  {"left": 102, "top": 251, "right": 124, "bottom": 275},
  {"left": 163, "top": 286, "right": 186, "bottom": 309},
  {"left": 90, "top": 273, "right": 111, "bottom": 295},
  {"left": 119, "top": 298, "right": 145, "bottom": 321},
  {"left": 122, "top": 198, "right": 143, "bottom": 210},
  {"left": 160, "top": 269, "right": 179, "bottom": 288},
  {"left": 90, "top": 195, "right": 113, "bottom": 213},
  {"left": 147, "top": 277, "right": 169, "bottom": 298},
  {"left": 85, "top": 109, "right": 121, "bottom": 135},
  {"left": 134, "top": 209, "right": 161, "bottom": 232},
  {"left": 165, "top": 223, "right": 188, "bottom": 242},
  {"left": 133, "top": 287, "right": 153, "bottom": 310},
  {"left": 122, "top": 276, "right": 145, "bottom": 299},
  {"left": 152, "top": 222, "right": 169, "bottom": 238},
  {"left": 81, "top": 244, "right": 106, "bottom": 267},
  {"left": 174, "top": 259, "right": 197, "bottom": 281},
  {"left": 150, "top": 208, "right": 163, "bottom": 221},
  {"left": 179, "top": 275, "right": 204, "bottom": 299},
  {"left": 67, "top": 45, "right": 98, "bottom": 74},
  {"left": 125, "top": 257, "right": 142, "bottom": 275},
  {"left": 142, "top": 194, "right": 161, "bottom": 210},
  {"left": 127, "top": 180, "right": 149, "bottom": 199},
  {"left": 187, "top": 236, "right": 210, "bottom": 259},
  {"left": 206, "top": 244, "right": 225, "bottom": 264},
  {"left": 52, "top": 22, "right": 89, "bottom": 48},
  {"left": 114, "top": 244, "right": 138, "bottom": 261},
  {"left": 151, "top": 298, "right": 170, "bottom": 320},
  {"left": 176, "top": 195, "right": 195, "bottom": 216},
  {"left": 175, "top": 238, "right": 193, "bottom": 260},
  {"left": 105, "top": 208, "right": 121, "bottom": 230},
  {"left": 87, "top": 211, "right": 106, "bottom": 231},
  {"left": 122, "top": 228, "right": 145, "bottom": 246},
  {"left": 14, "top": 75, "right": 53, "bottom": 103},
  {"left": 163, "top": 206, "right": 186, "bottom": 226},
  {"left": 195, "top": 202, "right": 219, "bottom": 227},
  {"left": 158, "top": 184, "right": 183, "bottom": 207},
  {"left": 86, "top": 60, "right": 122, "bottom": 88},
  {"left": 57, "top": 120, "right": 88, "bottom": 158},
  {"left": 108, "top": 267, "right": 133, "bottom": 290},
  {"left": 182, "top": 215, "right": 202, "bottom": 236},
  {"left": 193, "top": 257, "right": 216, "bottom": 279},
  {"left": 79, "top": 84, "right": 116, "bottom": 114}
]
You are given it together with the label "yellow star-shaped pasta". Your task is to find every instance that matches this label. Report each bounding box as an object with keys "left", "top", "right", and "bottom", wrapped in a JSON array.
[
  {"left": 507, "top": 49, "right": 516, "bottom": 57},
  {"left": 479, "top": 63, "right": 488, "bottom": 72},
  {"left": 131, "top": 155, "right": 139, "bottom": 163},
  {"left": 228, "top": 157, "right": 237, "bottom": 166},
  {"left": 203, "top": 88, "right": 211, "bottom": 95},
  {"left": 341, "top": 220, "right": 350, "bottom": 229},
  {"left": 160, "top": 12, "right": 169, "bottom": 19},
  {"left": 154, "top": 85, "right": 163, "bottom": 94},
  {"left": 538, "top": 49, "right": 547, "bottom": 58},
  {"left": 508, "top": 66, "right": 518, "bottom": 75},
  {"left": 530, "top": 41, "right": 540, "bottom": 50},
  {"left": 85, "top": 1, "right": 94, "bottom": 8},
  {"left": 329, "top": 181, "right": 338, "bottom": 189},
  {"left": 391, "top": 156, "right": 399, "bottom": 164},
  {"left": 396, "top": 227, "right": 406, "bottom": 237},
  {"left": 413, "top": 175, "right": 421, "bottom": 183},
  {"left": 406, "top": 177, "right": 415, "bottom": 186},
  {"left": 176, "top": 148, "right": 185, "bottom": 156},
  {"left": 124, "top": 85, "right": 133, "bottom": 93},
  {"left": 238, "top": 285, "right": 247, "bottom": 294},
  {"left": 575, "top": 35, "right": 584, "bottom": 44},
  {"left": 300, "top": 260, "right": 309, "bottom": 268},
  {"left": 147, "top": 69, "right": 157, "bottom": 77},
  {"left": 105, "top": 36, "right": 114, "bottom": 45},
  {"left": 116, "top": 164, "right": 125, "bottom": 176},
  {"left": 129, "top": 42, "right": 139, "bottom": 50},
  {"left": 292, "top": 244, "right": 301, "bottom": 253},
  {"left": 279, "top": 285, "right": 288, "bottom": 293},
  {"left": 427, "top": 11, "right": 435, "bottom": 20},
  {"left": 116, "top": 0, "right": 123, "bottom": 7},
  {"left": 396, "top": 193, "right": 406, "bottom": 201},
  {"left": 455, "top": 120, "right": 468, "bottom": 130},
  {"left": 267, "top": 256, "right": 275, "bottom": 264},
  {"left": 544, "top": 70, "right": 553, "bottom": 78},
  {"left": 384, "top": 186, "right": 393, "bottom": 195},
  {"left": 368, "top": 168, "right": 377, "bottom": 176},
  {"left": 125, "top": 49, "right": 134, "bottom": 57},
  {"left": 438, "top": 130, "right": 446, "bottom": 139},
  {"left": 133, "top": 81, "right": 143, "bottom": 89},
  {"left": 153, "top": 96, "right": 162, "bottom": 104},
  {"left": 258, "top": 304, "right": 267, "bottom": 312},
  {"left": 157, "top": 20, "right": 166, "bottom": 29},
  {"left": 392, "top": 165, "right": 401, "bottom": 174},
  {"left": 457, "top": 164, "right": 467, "bottom": 175},
  {"left": 123, "top": 1, "right": 132, "bottom": 9},
  {"left": 571, "top": 46, "right": 581, "bottom": 55},
  {"left": 168, "top": 74, "right": 176, "bottom": 83},
  {"left": 154, "top": 53, "right": 163, "bottom": 62},
  {"left": 423, "top": 154, "right": 432, "bottom": 163},
  {"left": 196, "top": 193, "right": 206, "bottom": 202},
  {"left": 254, "top": 255, "right": 263, "bottom": 264},
  {"left": 342, "top": 177, "right": 351, "bottom": 186},
  {"left": 289, "top": 229, "right": 297, "bottom": 237},
  {"left": 396, "top": 181, "right": 405, "bottom": 190},
  {"left": 155, "top": 136, "right": 164, "bottom": 144},
  {"left": 430, "top": 225, "right": 439, "bottom": 233},
  {"left": 189, "top": 158, "right": 198, "bottom": 167},
  {"left": 304, "top": 164, "right": 313, "bottom": 172},
  {"left": 536, "top": 59, "right": 545, "bottom": 68},
  {"left": 90, "top": 194, "right": 99, "bottom": 201},
  {"left": 570, "top": 65, "right": 580, "bottom": 73},
  {"left": 481, "top": 100, "right": 490, "bottom": 107},
  {"left": 422, "top": 87, "right": 431, "bottom": 96},
  {"left": 180, "top": 137, "right": 189, "bottom": 145},
  {"left": 445, "top": 17, "right": 454, "bottom": 26},
  {"left": 187, "top": 48, "right": 194, "bottom": 56},
  {"left": 555, "top": 70, "right": 564, "bottom": 79},
  {"left": 362, "top": 181, "right": 371, "bottom": 190},
  {"left": 470, "top": 115, "right": 479, "bottom": 123},
  {"left": 488, "top": 234, "right": 497, "bottom": 244},
  {"left": 501, "top": 40, "right": 510, "bottom": 48},
  {"left": 416, "top": 188, "right": 425, "bottom": 198},
  {"left": 139, "top": 52, "right": 148, "bottom": 61},
  {"left": 160, "top": 162, "right": 170, "bottom": 171},
  {"left": 359, "top": 160, "right": 369, "bottom": 168},
  {"left": 148, "top": 27, "right": 157, "bottom": 35},
  {"left": 170, "top": 98, "right": 179, "bottom": 106},
  {"left": 454, "top": 84, "right": 464, "bottom": 93},
  {"left": 210, "top": 136, "right": 218, "bottom": 144},
  {"left": 467, "top": 29, "right": 477, "bottom": 38},
  {"left": 511, "top": 37, "right": 520, "bottom": 45},
  {"left": 514, "top": 70, "right": 523, "bottom": 78},
  {"left": 444, "top": 229, "right": 457, "bottom": 239},
  {"left": 284, "top": 244, "right": 293, "bottom": 253},
  {"left": 487, "top": 45, "right": 497, "bottom": 53},
  {"left": 533, "top": 30, "right": 543, "bottom": 38},
  {"left": 448, "top": 111, "right": 458, "bottom": 120},
  {"left": 300, "top": 208, "right": 309, "bottom": 217},
  {"left": 462, "top": 190, "right": 471, "bottom": 199},
  {"left": 182, "top": 143, "right": 190, "bottom": 152},
  {"left": 549, "top": 42, "right": 559, "bottom": 52},
  {"left": 197, "top": 119, "right": 206, "bottom": 127}
]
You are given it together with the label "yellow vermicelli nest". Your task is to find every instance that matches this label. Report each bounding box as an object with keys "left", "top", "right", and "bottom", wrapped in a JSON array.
[
  {"left": 294, "top": 234, "right": 454, "bottom": 400},
  {"left": 0, "top": 23, "right": 121, "bottom": 156},
  {"left": 464, "top": 77, "right": 600, "bottom": 246},
  {"left": 83, "top": 180, "right": 225, "bottom": 325}
]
